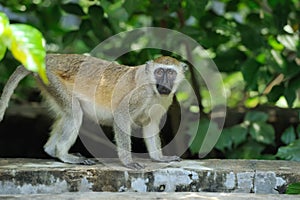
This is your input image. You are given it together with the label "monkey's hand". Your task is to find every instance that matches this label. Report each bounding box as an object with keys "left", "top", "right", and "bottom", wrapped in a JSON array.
[{"left": 152, "top": 155, "right": 182, "bottom": 163}]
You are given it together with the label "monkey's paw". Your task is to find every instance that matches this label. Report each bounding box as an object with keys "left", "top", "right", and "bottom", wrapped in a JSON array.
[
  {"left": 59, "top": 153, "right": 96, "bottom": 165},
  {"left": 79, "top": 158, "right": 96, "bottom": 165},
  {"left": 125, "top": 162, "right": 145, "bottom": 170},
  {"left": 71, "top": 153, "right": 96, "bottom": 165}
]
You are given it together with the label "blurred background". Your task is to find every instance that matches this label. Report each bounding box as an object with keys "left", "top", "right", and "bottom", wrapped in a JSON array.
[{"left": 0, "top": 0, "right": 299, "bottom": 161}]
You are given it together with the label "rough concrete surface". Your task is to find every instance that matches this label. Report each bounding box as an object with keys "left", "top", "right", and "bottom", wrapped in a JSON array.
[
  {"left": 0, "top": 159, "right": 299, "bottom": 197},
  {"left": 2, "top": 192, "right": 300, "bottom": 200}
]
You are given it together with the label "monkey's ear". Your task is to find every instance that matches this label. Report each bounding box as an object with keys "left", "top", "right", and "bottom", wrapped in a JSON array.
[
  {"left": 180, "top": 62, "right": 188, "bottom": 72},
  {"left": 145, "top": 60, "right": 153, "bottom": 73}
]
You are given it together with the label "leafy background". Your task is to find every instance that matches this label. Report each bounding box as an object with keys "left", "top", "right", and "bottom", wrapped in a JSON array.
[{"left": 0, "top": 0, "right": 299, "bottom": 161}]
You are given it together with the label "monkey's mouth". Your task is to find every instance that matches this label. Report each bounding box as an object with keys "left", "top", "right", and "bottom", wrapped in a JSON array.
[{"left": 156, "top": 84, "right": 171, "bottom": 95}]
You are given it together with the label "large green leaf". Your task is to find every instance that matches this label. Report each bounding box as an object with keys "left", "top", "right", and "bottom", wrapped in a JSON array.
[
  {"left": 0, "top": 41, "right": 6, "bottom": 60},
  {"left": 0, "top": 12, "right": 47, "bottom": 82},
  {"left": 0, "top": 12, "right": 9, "bottom": 60},
  {"left": 281, "top": 126, "right": 296, "bottom": 145},
  {"left": 215, "top": 124, "right": 248, "bottom": 152},
  {"left": 0, "top": 12, "right": 9, "bottom": 35},
  {"left": 186, "top": 0, "right": 208, "bottom": 19},
  {"left": 245, "top": 111, "right": 269, "bottom": 123},
  {"left": 188, "top": 120, "right": 205, "bottom": 155},
  {"left": 189, "top": 118, "right": 220, "bottom": 155},
  {"left": 249, "top": 122, "right": 275, "bottom": 145},
  {"left": 241, "top": 58, "right": 260, "bottom": 90},
  {"left": 268, "top": 35, "right": 284, "bottom": 51},
  {"left": 214, "top": 48, "right": 246, "bottom": 72},
  {"left": 215, "top": 128, "right": 233, "bottom": 152},
  {"left": 231, "top": 124, "right": 248, "bottom": 148},
  {"left": 88, "top": 5, "right": 104, "bottom": 39},
  {"left": 62, "top": 30, "right": 78, "bottom": 46},
  {"left": 286, "top": 182, "right": 300, "bottom": 194},
  {"left": 123, "top": 0, "right": 148, "bottom": 15},
  {"left": 276, "top": 139, "right": 300, "bottom": 161},
  {"left": 4, "top": 24, "right": 46, "bottom": 82},
  {"left": 227, "top": 139, "right": 265, "bottom": 159},
  {"left": 238, "top": 24, "right": 263, "bottom": 51},
  {"left": 284, "top": 87, "right": 296, "bottom": 108},
  {"left": 61, "top": 3, "right": 85, "bottom": 16},
  {"left": 267, "top": 85, "right": 284, "bottom": 103}
]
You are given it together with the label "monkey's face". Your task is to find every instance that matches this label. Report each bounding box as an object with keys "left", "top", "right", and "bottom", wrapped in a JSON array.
[
  {"left": 146, "top": 56, "right": 186, "bottom": 96},
  {"left": 154, "top": 67, "right": 177, "bottom": 95}
]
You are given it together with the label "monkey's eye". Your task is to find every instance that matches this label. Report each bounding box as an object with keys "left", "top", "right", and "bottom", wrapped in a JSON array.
[
  {"left": 155, "top": 68, "right": 165, "bottom": 77},
  {"left": 167, "top": 69, "right": 177, "bottom": 79}
]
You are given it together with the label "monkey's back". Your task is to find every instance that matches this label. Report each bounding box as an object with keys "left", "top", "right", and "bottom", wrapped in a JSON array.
[{"left": 44, "top": 54, "right": 140, "bottom": 118}]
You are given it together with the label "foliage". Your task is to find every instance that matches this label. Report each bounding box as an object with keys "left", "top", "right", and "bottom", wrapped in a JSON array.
[
  {"left": 215, "top": 111, "right": 276, "bottom": 159},
  {"left": 0, "top": 0, "right": 299, "bottom": 160},
  {"left": 1, "top": 0, "right": 299, "bottom": 107},
  {"left": 276, "top": 139, "right": 300, "bottom": 161},
  {"left": 188, "top": 118, "right": 220, "bottom": 155},
  {"left": 286, "top": 182, "right": 300, "bottom": 195},
  {"left": 0, "top": 12, "right": 47, "bottom": 82}
]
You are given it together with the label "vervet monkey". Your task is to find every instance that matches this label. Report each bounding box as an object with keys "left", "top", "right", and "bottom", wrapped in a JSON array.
[{"left": 0, "top": 54, "right": 186, "bottom": 169}]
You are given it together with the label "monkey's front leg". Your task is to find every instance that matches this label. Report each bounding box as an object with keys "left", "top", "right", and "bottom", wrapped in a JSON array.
[
  {"left": 143, "top": 122, "right": 181, "bottom": 162},
  {"left": 113, "top": 113, "right": 144, "bottom": 169}
]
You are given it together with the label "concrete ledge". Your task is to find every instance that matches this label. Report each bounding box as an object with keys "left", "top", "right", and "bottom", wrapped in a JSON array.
[
  {"left": 2, "top": 192, "right": 300, "bottom": 200},
  {"left": 0, "top": 159, "right": 300, "bottom": 195}
]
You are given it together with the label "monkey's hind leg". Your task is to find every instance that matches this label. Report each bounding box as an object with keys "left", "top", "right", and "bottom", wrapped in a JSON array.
[
  {"left": 40, "top": 71, "right": 95, "bottom": 165},
  {"left": 44, "top": 99, "right": 95, "bottom": 165}
]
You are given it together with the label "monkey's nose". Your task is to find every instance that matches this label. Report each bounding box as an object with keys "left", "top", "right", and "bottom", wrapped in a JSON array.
[{"left": 156, "top": 84, "right": 171, "bottom": 95}]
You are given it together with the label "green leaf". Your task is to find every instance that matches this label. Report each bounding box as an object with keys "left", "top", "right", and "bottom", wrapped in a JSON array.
[
  {"left": 268, "top": 35, "right": 284, "bottom": 51},
  {"left": 289, "top": 76, "right": 300, "bottom": 90},
  {"left": 88, "top": 5, "right": 104, "bottom": 38},
  {"left": 231, "top": 125, "right": 248, "bottom": 147},
  {"left": 214, "top": 48, "right": 246, "bottom": 72},
  {"left": 267, "top": 85, "right": 284, "bottom": 103},
  {"left": 63, "top": 30, "right": 78, "bottom": 46},
  {"left": 284, "top": 87, "right": 296, "bottom": 107},
  {"left": 249, "top": 122, "right": 275, "bottom": 145},
  {"left": 227, "top": 139, "right": 265, "bottom": 159},
  {"left": 181, "top": 26, "right": 202, "bottom": 38},
  {"left": 215, "top": 124, "right": 248, "bottom": 152},
  {"left": 123, "top": 0, "right": 148, "bottom": 15},
  {"left": 0, "top": 12, "right": 9, "bottom": 60},
  {"left": 186, "top": 0, "right": 208, "bottom": 19},
  {"left": 276, "top": 139, "right": 300, "bottom": 161},
  {"left": 61, "top": 3, "right": 85, "bottom": 16},
  {"left": 0, "top": 12, "right": 9, "bottom": 36},
  {"left": 215, "top": 128, "right": 233, "bottom": 152},
  {"left": 0, "top": 41, "right": 6, "bottom": 60},
  {"left": 189, "top": 118, "right": 220, "bottom": 156},
  {"left": 241, "top": 58, "right": 260, "bottom": 90},
  {"left": 188, "top": 120, "right": 205, "bottom": 155},
  {"left": 272, "top": 1, "right": 290, "bottom": 33},
  {"left": 238, "top": 24, "right": 263, "bottom": 50},
  {"left": 6, "top": 24, "right": 47, "bottom": 83},
  {"left": 286, "top": 182, "right": 300, "bottom": 194},
  {"left": 281, "top": 126, "right": 296, "bottom": 145},
  {"left": 245, "top": 111, "right": 269, "bottom": 123}
]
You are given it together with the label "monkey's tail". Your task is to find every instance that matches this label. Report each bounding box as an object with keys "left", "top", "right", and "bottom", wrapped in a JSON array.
[{"left": 0, "top": 66, "right": 30, "bottom": 122}]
